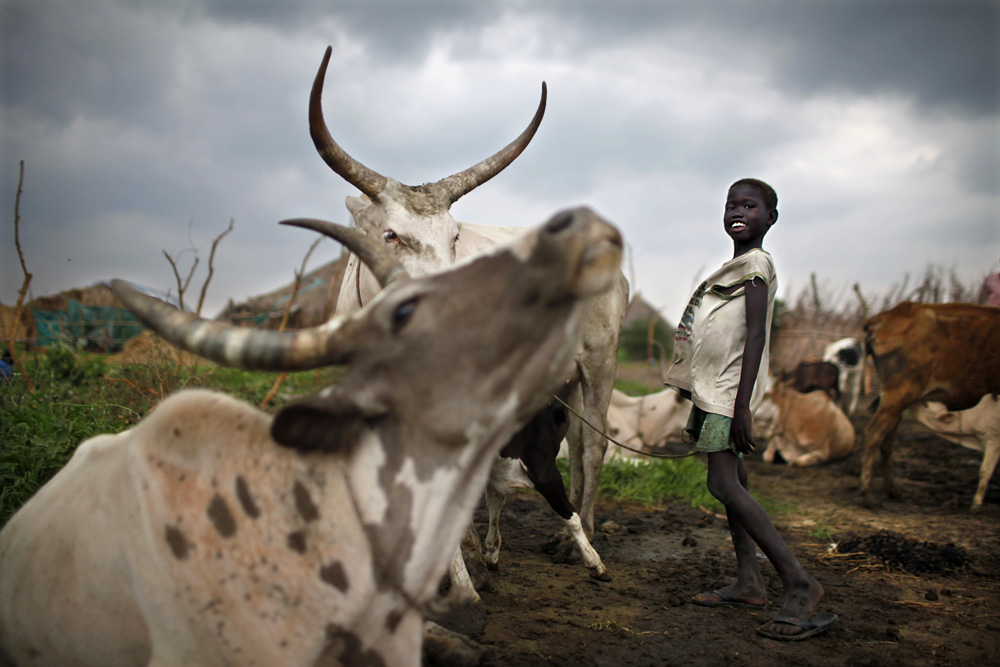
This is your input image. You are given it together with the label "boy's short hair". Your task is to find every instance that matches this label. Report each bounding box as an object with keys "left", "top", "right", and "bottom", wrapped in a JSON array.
[{"left": 731, "top": 178, "right": 778, "bottom": 211}]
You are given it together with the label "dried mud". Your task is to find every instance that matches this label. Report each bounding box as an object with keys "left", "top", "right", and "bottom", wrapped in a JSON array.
[{"left": 437, "top": 403, "right": 1000, "bottom": 666}]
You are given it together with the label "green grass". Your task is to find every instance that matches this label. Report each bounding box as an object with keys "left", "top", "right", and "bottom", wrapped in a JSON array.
[
  {"left": 1, "top": 346, "right": 786, "bottom": 529},
  {"left": 0, "top": 347, "right": 340, "bottom": 527},
  {"left": 556, "top": 456, "right": 721, "bottom": 511}
]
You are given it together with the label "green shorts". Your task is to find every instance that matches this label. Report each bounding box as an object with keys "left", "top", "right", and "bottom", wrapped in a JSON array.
[{"left": 683, "top": 406, "right": 742, "bottom": 458}]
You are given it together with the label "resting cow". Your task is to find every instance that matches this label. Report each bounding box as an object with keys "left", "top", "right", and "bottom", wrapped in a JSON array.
[
  {"left": 0, "top": 209, "right": 623, "bottom": 667},
  {"left": 822, "top": 337, "right": 866, "bottom": 415},
  {"left": 603, "top": 388, "right": 692, "bottom": 461},
  {"left": 911, "top": 394, "right": 1000, "bottom": 510},
  {"left": 861, "top": 301, "right": 1000, "bottom": 506},
  {"left": 755, "top": 378, "right": 854, "bottom": 467},
  {"left": 308, "top": 46, "right": 630, "bottom": 549}
]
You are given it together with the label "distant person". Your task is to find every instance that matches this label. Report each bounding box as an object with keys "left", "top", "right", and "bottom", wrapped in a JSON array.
[
  {"left": 664, "top": 178, "right": 837, "bottom": 641},
  {"left": 0, "top": 349, "right": 13, "bottom": 382}
]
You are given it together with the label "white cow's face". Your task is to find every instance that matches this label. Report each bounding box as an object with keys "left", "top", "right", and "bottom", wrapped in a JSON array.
[{"left": 345, "top": 184, "right": 463, "bottom": 307}]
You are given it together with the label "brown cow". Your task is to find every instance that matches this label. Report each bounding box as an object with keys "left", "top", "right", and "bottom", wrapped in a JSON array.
[
  {"left": 781, "top": 360, "right": 841, "bottom": 402},
  {"left": 755, "top": 378, "right": 855, "bottom": 467},
  {"left": 861, "top": 301, "right": 1000, "bottom": 505}
]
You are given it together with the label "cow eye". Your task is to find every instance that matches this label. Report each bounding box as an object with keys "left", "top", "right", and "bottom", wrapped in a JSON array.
[
  {"left": 383, "top": 230, "right": 398, "bottom": 242},
  {"left": 392, "top": 297, "right": 419, "bottom": 331}
]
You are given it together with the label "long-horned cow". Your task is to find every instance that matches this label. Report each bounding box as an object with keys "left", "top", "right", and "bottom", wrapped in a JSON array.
[
  {"left": 0, "top": 209, "right": 623, "bottom": 667},
  {"left": 861, "top": 301, "right": 1000, "bottom": 506},
  {"left": 308, "top": 46, "right": 630, "bottom": 549}
]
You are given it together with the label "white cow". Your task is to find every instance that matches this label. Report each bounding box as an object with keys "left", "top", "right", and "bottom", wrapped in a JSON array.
[
  {"left": 755, "top": 378, "right": 855, "bottom": 466},
  {"left": 911, "top": 394, "right": 1000, "bottom": 510},
  {"left": 308, "top": 46, "right": 630, "bottom": 550},
  {"left": 822, "top": 337, "right": 866, "bottom": 415},
  {"left": 0, "top": 210, "right": 623, "bottom": 667},
  {"left": 604, "top": 388, "right": 692, "bottom": 462}
]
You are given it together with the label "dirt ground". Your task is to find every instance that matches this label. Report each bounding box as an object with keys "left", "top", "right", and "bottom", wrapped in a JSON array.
[{"left": 437, "top": 371, "right": 1000, "bottom": 666}]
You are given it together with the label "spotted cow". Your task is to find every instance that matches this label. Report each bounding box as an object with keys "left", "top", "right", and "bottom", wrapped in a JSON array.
[
  {"left": 822, "top": 337, "right": 866, "bottom": 415},
  {"left": 0, "top": 209, "right": 623, "bottom": 667}
]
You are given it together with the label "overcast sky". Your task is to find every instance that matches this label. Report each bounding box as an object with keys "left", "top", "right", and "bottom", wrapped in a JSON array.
[{"left": 2, "top": 0, "right": 998, "bottom": 324}]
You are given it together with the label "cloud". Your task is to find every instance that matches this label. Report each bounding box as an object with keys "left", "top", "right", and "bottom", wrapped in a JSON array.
[{"left": 1, "top": 0, "right": 997, "bottom": 323}]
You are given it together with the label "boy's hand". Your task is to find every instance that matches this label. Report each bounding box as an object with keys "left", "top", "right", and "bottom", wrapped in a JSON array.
[{"left": 730, "top": 405, "right": 756, "bottom": 455}]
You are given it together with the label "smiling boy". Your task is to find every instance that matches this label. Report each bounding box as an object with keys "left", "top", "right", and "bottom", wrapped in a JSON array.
[{"left": 665, "top": 178, "right": 838, "bottom": 641}]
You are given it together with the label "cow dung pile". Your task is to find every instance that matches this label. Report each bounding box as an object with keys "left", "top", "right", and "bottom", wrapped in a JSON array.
[{"left": 837, "top": 530, "right": 969, "bottom": 575}]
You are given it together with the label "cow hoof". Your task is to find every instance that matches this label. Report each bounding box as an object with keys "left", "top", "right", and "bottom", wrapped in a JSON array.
[{"left": 589, "top": 569, "right": 612, "bottom": 582}]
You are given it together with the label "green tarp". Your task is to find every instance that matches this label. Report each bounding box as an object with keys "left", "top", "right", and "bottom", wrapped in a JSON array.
[{"left": 33, "top": 299, "right": 146, "bottom": 352}]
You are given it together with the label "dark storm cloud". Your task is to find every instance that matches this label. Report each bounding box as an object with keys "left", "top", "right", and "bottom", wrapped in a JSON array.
[
  {"left": 533, "top": 0, "right": 998, "bottom": 117},
  {"left": 765, "top": 2, "right": 999, "bottom": 117},
  {"left": 198, "top": 0, "right": 502, "bottom": 62}
]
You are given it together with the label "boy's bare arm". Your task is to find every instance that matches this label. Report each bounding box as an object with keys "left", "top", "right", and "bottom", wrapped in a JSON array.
[{"left": 731, "top": 277, "right": 768, "bottom": 454}]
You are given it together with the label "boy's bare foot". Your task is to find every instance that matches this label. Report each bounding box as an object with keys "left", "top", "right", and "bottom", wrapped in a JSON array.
[{"left": 757, "top": 577, "right": 826, "bottom": 638}]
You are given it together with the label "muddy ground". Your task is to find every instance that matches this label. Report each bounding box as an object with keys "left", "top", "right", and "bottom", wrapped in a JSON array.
[{"left": 437, "top": 375, "right": 1000, "bottom": 666}]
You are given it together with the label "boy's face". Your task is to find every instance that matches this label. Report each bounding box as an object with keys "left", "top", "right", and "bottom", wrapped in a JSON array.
[{"left": 724, "top": 184, "right": 776, "bottom": 247}]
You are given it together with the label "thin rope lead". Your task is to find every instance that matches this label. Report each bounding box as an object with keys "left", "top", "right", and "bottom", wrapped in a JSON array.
[{"left": 551, "top": 394, "right": 698, "bottom": 460}]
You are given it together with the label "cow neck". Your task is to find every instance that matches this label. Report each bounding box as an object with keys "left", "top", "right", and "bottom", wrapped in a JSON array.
[{"left": 339, "top": 426, "right": 498, "bottom": 610}]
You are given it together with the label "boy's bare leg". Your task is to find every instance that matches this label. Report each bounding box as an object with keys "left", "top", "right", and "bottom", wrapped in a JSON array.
[{"left": 706, "top": 452, "right": 824, "bottom": 637}]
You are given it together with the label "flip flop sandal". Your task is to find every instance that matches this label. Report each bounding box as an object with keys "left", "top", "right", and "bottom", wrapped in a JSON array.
[{"left": 756, "top": 612, "right": 839, "bottom": 641}]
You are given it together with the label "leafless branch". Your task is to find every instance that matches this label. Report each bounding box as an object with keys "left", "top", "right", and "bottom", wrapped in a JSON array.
[
  {"left": 261, "top": 237, "right": 324, "bottom": 408},
  {"left": 8, "top": 160, "right": 34, "bottom": 391},
  {"left": 195, "top": 218, "right": 235, "bottom": 316}
]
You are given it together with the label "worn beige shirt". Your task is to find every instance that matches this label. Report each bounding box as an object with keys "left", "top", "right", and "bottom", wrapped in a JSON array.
[{"left": 664, "top": 248, "right": 777, "bottom": 418}]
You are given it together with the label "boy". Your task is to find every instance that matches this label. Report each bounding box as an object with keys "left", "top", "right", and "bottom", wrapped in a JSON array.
[{"left": 664, "top": 178, "right": 837, "bottom": 641}]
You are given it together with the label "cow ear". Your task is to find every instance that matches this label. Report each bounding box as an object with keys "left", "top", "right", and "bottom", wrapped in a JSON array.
[{"left": 271, "top": 389, "right": 387, "bottom": 454}]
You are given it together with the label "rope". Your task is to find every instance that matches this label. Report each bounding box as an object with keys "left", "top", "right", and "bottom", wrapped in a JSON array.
[{"left": 552, "top": 394, "right": 697, "bottom": 460}]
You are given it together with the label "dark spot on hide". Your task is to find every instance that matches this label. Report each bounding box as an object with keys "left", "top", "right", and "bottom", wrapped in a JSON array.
[
  {"left": 320, "top": 624, "right": 386, "bottom": 667},
  {"left": 287, "top": 530, "right": 307, "bottom": 554},
  {"left": 235, "top": 476, "right": 260, "bottom": 519},
  {"left": 293, "top": 481, "right": 320, "bottom": 522},
  {"left": 165, "top": 525, "right": 191, "bottom": 560},
  {"left": 173, "top": 427, "right": 181, "bottom": 437},
  {"left": 319, "top": 561, "right": 350, "bottom": 592},
  {"left": 385, "top": 609, "right": 404, "bottom": 633},
  {"left": 207, "top": 493, "right": 237, "bottom": 538}
]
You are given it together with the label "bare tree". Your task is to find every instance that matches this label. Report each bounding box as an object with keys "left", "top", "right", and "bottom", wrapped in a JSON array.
[
  {"left": 8, "top": 161, "right": 34, "bottom": 392},
  {"left": 195, "top": 218, "right": 235, "bottom": 317}
]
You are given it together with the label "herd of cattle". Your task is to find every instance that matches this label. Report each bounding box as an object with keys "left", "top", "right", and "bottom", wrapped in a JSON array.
[{"left": 1, "top": 47, "right": 998, "bottom": 666}]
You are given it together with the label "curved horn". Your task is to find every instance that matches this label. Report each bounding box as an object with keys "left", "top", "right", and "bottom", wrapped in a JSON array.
[
  {"left": 110, "top": 280, "right": 348, "bottom": 371},
  {"left": 437, "top": 81, "right": 547, "bottom": 204},
  {"left": 309, "top": 46, "right": 387, "bottom": 199},
  {"left": 280, "top": 218, "right": 409, "bottom": 287}
]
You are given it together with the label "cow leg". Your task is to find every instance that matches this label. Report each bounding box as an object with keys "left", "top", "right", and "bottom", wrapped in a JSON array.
[
  {"left": 529, "top": 462, "right": 610, "bottom": 581},
  {"left": 445, "top": 544, "right": 481, "bottom": 607},
  {"left": 567, "top": 373, "right": 614, "bottom": 542},
  {"left": 861, "top": 398, "right": 907, "bottom": 505},
  {"left": 972, "top": 440, "right": 1000, "bottom": 510},
  {"left": 483, "top": 485, "right": 506, "bottom": 570},
  {"left": 561, "top": 513, "right": 610, "bottom": 581}
]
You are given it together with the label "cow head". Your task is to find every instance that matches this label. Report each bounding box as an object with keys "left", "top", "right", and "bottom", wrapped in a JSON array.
[
  {"left": 112, "top": 207, "right": 621, "bottom": 455},
  {"left": 307, "top": 45, "right": 547, "bottom": 309}
]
